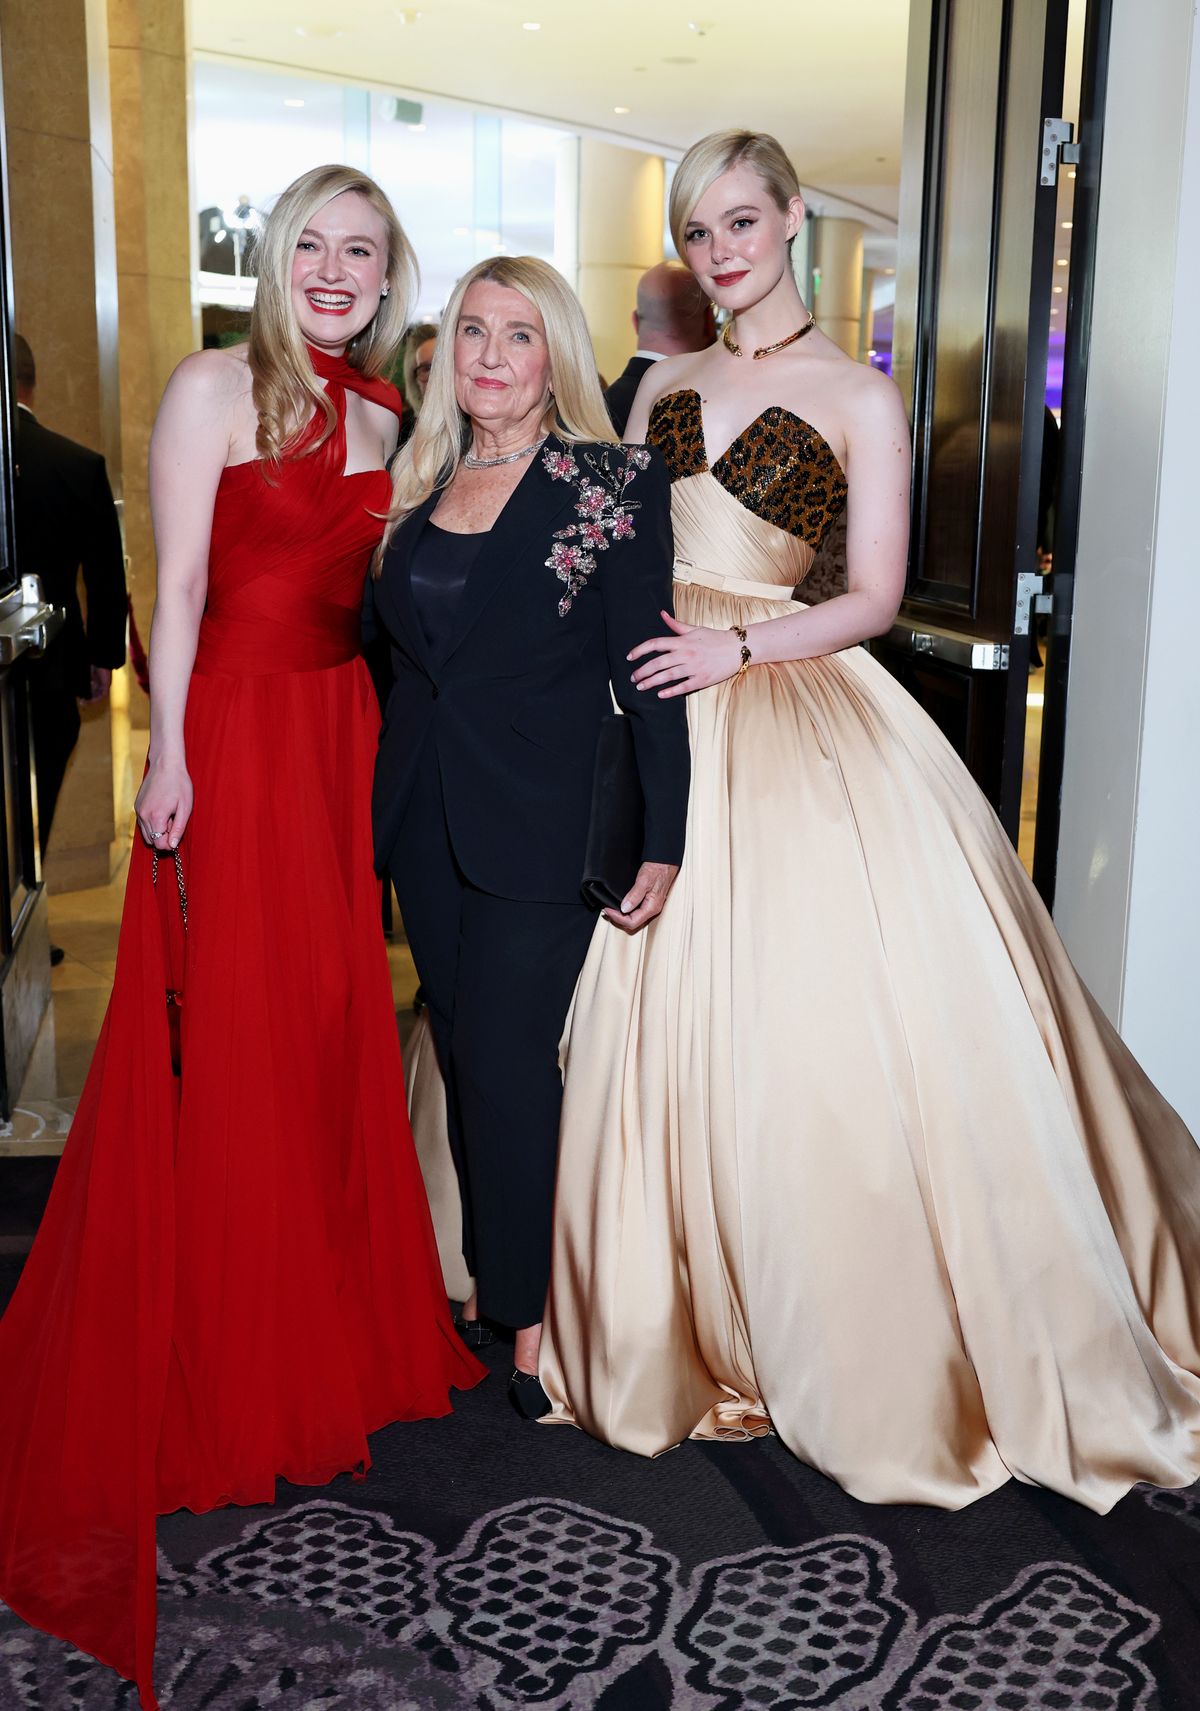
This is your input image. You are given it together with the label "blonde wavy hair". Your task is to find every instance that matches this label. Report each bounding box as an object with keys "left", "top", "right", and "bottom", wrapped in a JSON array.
[
  {"left": 401, "top": 320, "right": 439, "bottom": 415},
  {"left": 669, "top": 129, "right": 802, "bottom": 259},
  {"left": 248, "top": 164, "right": 417, "bottom": 463},
  {"left": 379, "top": 255, "right": 615, "bottom": 558}
]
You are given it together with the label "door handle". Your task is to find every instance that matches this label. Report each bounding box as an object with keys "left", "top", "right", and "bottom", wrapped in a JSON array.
[{"left": 0, "top": 574, "right": 66, "bottom": 664}]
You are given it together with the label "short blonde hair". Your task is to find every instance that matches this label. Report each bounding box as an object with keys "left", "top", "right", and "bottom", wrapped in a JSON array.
[
  {"left": 401, "top": 320, "right": 439, "bottom": 416},
  {"left": 380, "top": 255, "right": 616, "bottom": 555},
  {"left": 248, "top": 164, "right": 417, "bottom": 463},
  {"left": 669, "top": 130, "right": 801, "bottom": 259}
]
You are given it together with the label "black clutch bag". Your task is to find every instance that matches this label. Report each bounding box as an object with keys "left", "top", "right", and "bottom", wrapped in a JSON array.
[{"left": 581, "top": 712, "right": 644, "bottom": 912}]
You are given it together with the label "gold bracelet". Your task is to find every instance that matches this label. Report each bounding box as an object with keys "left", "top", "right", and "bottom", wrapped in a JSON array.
[{"left": 729, "top": 624, "right": 752, "bottom": 681}]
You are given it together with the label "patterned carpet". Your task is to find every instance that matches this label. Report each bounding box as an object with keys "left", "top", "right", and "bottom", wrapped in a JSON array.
[{"left": 2, "top": 1329, "right": 1199, "bottom": 1710}]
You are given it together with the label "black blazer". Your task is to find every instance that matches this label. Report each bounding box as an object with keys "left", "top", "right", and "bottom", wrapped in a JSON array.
[
  {"left": 14, "top": 409, "right": 127, "bottom": 698},
  {"left": 604, "top": 356, "right": 656, "bottom": 439},
  {"left": 366, "top": 436, "right": 690, "bottom": 905}
]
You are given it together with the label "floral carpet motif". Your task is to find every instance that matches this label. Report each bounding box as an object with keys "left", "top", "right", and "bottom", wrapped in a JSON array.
[{"left": 0, "top": 1495, "right": 1169, "bottom": 1710}]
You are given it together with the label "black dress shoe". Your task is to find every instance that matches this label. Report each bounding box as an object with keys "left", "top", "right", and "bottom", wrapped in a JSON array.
[
  {"left": 508, "top": 1369, "right": 552, "bottom": 1420},
  {"left": 453, "top": 1313, "right": 497, "bottom": 1350}
]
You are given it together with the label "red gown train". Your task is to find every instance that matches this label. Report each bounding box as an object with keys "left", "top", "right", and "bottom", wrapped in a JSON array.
[{"left": 0, "top": 347, "right": 483, "bottom": 1707}]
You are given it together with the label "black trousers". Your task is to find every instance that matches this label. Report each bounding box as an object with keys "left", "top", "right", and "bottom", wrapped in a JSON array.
[
  {"left": 29, "top": 675, "right": 81, "bottom": 860},
  {"left": 388, "top": 745, "right": 596, "bottom": 1329}
]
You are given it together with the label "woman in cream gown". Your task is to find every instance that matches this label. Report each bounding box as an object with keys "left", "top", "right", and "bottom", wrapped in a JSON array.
[{"left": 539, "top": 130, "right": 1200, "bottom": 1514}]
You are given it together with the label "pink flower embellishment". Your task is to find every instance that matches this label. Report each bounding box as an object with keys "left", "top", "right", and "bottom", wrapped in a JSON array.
[
  {"left": 543, "top": 448, "right": 579, "bottom": 481},
  {"left": 542, "top": 443, "right": 651, "bottom": 615}
]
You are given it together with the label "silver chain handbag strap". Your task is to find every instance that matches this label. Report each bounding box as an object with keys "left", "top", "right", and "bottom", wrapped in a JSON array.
[{"left": 150, "top": 846, "right": 188, "bottom": 931}]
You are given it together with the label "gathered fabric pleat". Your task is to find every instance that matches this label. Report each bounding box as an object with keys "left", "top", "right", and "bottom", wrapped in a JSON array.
[
  {"left": 540, "top": 473, "right": 1200, "bottom": 1514},
  {"left": 0, "top": 353, "right": 482, "bottom": 1707}
]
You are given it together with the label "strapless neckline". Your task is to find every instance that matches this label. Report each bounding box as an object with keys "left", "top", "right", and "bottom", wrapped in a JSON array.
[{"left": 653, "top": 387, "right": 848, "bottom": 485}]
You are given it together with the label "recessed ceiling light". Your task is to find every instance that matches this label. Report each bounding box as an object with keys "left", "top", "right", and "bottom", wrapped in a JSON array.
[
  {"left": 1061, "top": 220, "right": 1073, "bottom": 229},
  {"left": 867, "top": 348, "right": 877, "bottom": 357},
  {"left": 1068, "top": 169, "right": 1076, "bottom": 180},
  {"left": 523, "top": 19, "right": 541, "bottom": 29},
  {"left": 283, "top": 98, "right": 305, "bottom": 108},
  {"left": 1056, "top": 257, "right": 1068, "bottom": 266},
  {"left": 613, "top": 106, "right": 630, "bottom": 115},
  {"left": 1053, "top": 285, "right": 1064, "bottom": 294}
]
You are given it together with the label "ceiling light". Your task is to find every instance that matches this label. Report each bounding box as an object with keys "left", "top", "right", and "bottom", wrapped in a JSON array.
[
  {"left": 523, "top": 19, "right": 541, "bottom": 28},
  {"left": 687, "top": 19, "right": 714, "bottom": 34},
  {"left": 1061, "top": 220, "right": 1073, "bottom": 229},
  {"left": 867, "top": 348, "right": 877, "bottom": 358},
  {"left": 883, "top": 267, "right": 895, "bottom": 276},
  {"left": 1056, "top": 257, "right": 1068, "bottom": 266},
  {"left": 1053, "top": 285, "right": 1064, "bottom": 293},
  {"left": 283, "top": 98, "right": 305, "bottom": 108},
  {"left": 1068, "top": 169, "right": 1076, "bottom": 180},
  {"left": 613, "top": 105, "right": 630, "bottom": 115}
]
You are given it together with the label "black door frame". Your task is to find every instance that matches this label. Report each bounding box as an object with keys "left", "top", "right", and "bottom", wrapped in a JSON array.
[
  {"left": 889, "top": 0, "right": 1073, "bottom": 844},
  {"left": 1031, "top": 0, "right": 1113, "bottom": 905}
]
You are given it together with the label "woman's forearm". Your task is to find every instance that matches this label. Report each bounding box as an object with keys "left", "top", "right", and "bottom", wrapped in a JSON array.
[
  {"left": 146, "top": 581, "right": 206, "bottom": 764},
  {"left": 746, "top": 585, "right": 901, "bottom": 666}
]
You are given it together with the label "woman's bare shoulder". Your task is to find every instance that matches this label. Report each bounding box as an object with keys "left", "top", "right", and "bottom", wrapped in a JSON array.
[{"left": 165, "top": 343, "right": 253, "bottom": 404}]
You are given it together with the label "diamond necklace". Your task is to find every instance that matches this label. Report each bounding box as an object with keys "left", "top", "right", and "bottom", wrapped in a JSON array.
[{"left": 464, "top": 433, "right": 548, "bottom": 470}]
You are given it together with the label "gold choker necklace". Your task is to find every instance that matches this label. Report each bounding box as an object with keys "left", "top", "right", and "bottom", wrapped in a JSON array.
[{"left": 722, "top": 312, "right": 816, "bottom": 361}]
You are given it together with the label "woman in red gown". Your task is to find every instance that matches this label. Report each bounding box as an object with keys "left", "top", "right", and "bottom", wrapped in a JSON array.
[{"left": 0, "top": 165, "right": 483, "bottom": 1708}]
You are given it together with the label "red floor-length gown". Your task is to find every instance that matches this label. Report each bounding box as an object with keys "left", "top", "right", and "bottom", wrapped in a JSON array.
[{"left": 0, "top": 346, "right": 484, "bottom": 1708}]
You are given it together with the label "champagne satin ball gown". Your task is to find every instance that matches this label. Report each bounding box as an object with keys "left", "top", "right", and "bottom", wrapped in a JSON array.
[
  {"left": 540, "top": 387, "right": 1200, "bottom": 1513},
  {"left": 0, "top": 347, "right": 484, "bottom": 1708}
]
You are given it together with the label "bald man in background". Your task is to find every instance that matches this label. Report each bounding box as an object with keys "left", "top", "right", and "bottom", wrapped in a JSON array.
[{"left": 604, "top": 261, "right": 715, "bottom": 438}]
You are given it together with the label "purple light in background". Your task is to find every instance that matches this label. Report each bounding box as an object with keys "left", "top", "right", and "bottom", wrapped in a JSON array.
[{"left": 1045, "top": 326, "right": 1065, "bottom": 412}]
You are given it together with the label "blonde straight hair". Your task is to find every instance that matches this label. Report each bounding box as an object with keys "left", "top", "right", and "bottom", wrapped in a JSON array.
[
  {"left": 379, "top": 255, "right": 615, "bottom": 556},
  {"left": 668, "top": 129, "right": 802, "bottom": 259},
  {"left": 248, "top": 163, "right": 418, "bottom": 463}
]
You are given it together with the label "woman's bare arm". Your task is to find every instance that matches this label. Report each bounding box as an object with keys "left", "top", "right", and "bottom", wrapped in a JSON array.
[
  {"left": 628, "top": 369, "right": 912, "bottom": 696},
  {"left": 135, "top": 351, "right": 240, "bottom": 847}
]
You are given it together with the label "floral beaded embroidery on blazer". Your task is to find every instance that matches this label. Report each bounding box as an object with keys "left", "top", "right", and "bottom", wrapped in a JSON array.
[{"left": 542, "top": 443, "right": 652, "bottom": 616}]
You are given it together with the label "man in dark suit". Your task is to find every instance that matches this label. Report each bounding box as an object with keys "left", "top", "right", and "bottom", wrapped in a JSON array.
[
  {"left": 13, "top": 334, "right": 127, "bottom": 860},
  {"left": 603, "top": 261, "right": 715, "bottom": 437}
]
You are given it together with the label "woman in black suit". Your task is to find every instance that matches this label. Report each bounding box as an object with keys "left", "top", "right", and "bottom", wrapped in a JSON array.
[{"left": 366, "top": 256, "right": 690, "bottom": 1414}]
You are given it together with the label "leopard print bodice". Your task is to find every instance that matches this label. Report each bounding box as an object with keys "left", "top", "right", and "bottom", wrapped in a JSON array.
[{"left": 647, "top": 388, "right": 848, "bottom": 550}]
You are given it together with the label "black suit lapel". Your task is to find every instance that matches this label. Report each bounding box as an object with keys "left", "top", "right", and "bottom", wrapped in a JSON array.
[
  {"left": 440, "top": 437, "right": 578, "bottom": 667},
  {"left": 377, "top": 490, "right": 439, "bottom": 675}
]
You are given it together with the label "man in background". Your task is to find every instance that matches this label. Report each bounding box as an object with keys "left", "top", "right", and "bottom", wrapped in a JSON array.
[
  {"left": 604, "top": 261, "right": 715, "bottom": 438},
  {"left": 13, "top": 334, "right": 127, "bottom": 865}
]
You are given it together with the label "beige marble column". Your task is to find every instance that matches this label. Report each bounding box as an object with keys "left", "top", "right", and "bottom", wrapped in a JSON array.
[
  {"left": 108, "top": 0, "right": 196, "bottom": 658},
  {"left": 1, "top": 0, "right": 125, "bottom": 890},
  {"left": 576, "top": 140, "right": 665, "bottom": 386},
  {"left": 1, "top": 0, "right": 121, "bottom": 470},
  {"left": 812, "top": 216, "right": 866, "bottom": 357}
]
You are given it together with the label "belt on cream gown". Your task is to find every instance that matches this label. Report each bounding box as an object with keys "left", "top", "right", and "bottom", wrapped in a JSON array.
[{"left": 673, "top": 560, "right": 797, "bottom": 602}]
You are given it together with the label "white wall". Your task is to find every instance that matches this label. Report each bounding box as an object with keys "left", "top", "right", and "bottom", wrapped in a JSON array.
[{"left": 1055, "top": 0, "right": 1200, "bottom": 1131}]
